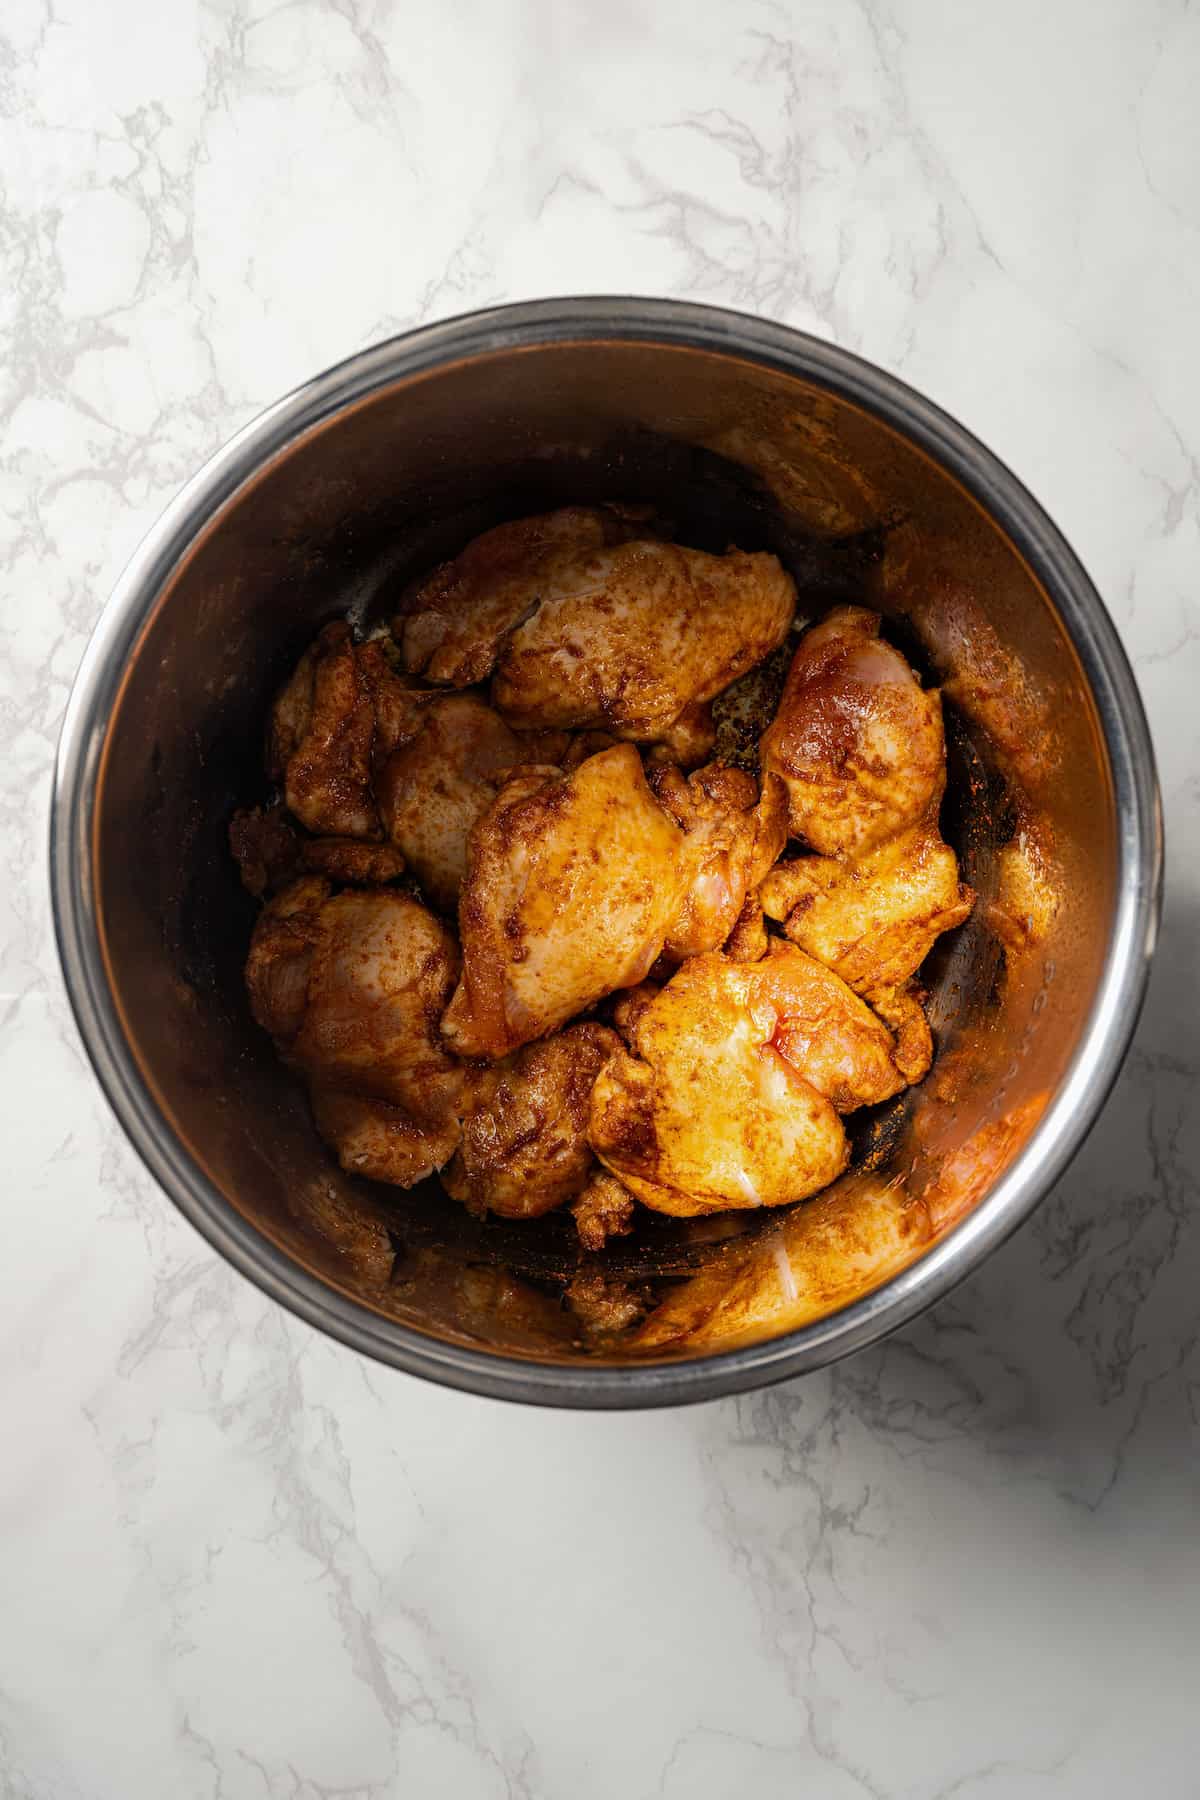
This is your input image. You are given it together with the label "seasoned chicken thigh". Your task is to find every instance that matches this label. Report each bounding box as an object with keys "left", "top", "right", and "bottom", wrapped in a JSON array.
[
  {"left": 443, "top": 744, "right": 688, "bottom": 1059},
  {"left": 309, "top": 1088, "right": 461, "bottom": 1189},
  {"left": 760, "top": 605, "right": 974, "bottom": 1087},
  {"left": 230, "top": 805, "right": 407, "bottom": 897},
  {"left": 751, "top": 940, "right": 911, "bottom": 1113},
  {"left": 588, "top": 950, "right": 847, "bottom": 1217},
  {"left": 244, "top": 875, "right": 334, "bottom": 1046},
  {"left": 762, "top": 606, "right": 945, "bottom": 857},
  {"left": 268, "top": 622, "right": 423, "bottom": 838},
  {"left": 245, "top": 879, "right": 462, "bottom": 1185},
  {"left": 398, "top": 507, "right": 796, "bottom": 761},
  {"left": 761, "top": 817, "right": 974, "bottom": 1086},
  {"left": 589, "top": 942, "right": 905, "bottom": 1219},
  {"left": 651, "top": 763, "right": 788, "bottom": 959},
  {"left": 292, "top": 890, "right": 460, "bottom": 1115},
  {"left": 398, "top": 507, "right": 648, "bottom": 688},
  {"left": 443, "top": 1022, "right": 619, "bottom": 1219},
  {"left": 493, "top": 539, "right": 795, "bottom": 758},
  {"left": 377, "top": 694, "right": 553, "bottom": 913},
  {"left": 761, "top": 820, "right": 974, "bottom": 999}
]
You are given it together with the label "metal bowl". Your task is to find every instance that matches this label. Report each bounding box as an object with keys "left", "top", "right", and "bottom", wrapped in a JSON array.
[{"left": 51, "top": 298, "right": 1162, "bottom": 1407}]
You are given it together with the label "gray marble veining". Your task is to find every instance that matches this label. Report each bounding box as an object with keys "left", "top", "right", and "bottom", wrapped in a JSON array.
[{"left": 2, "top": 0, "right": 1197, "bottom": 1794}]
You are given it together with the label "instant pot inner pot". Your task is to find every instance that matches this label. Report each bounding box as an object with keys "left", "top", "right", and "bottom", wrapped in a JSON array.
[{"left": 94, "top": 341, "right": 1114, "bottom": 1362}]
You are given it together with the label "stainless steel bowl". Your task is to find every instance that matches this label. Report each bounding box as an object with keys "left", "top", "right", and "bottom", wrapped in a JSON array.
[{"left": 51, "top": 298, "right": 1162, "bottom": 1407}]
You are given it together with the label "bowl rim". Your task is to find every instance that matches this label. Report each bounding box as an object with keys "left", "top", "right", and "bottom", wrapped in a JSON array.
[{"left": 50, "top": 296, "right": 1163, "bottom": 1409}]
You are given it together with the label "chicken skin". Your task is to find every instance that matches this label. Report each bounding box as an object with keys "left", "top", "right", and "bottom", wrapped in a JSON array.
[
  {"left": 755, "top": 941, "right": 911, "bottom": 1112},
  {"left": 760, "top": 605, "right": 974, "bottom": 1085},
  {"left": 268, "top": 622, "right": 424, "bottom": 839},
  {"left": 762, "top": 605, "right": 945, "bottom": 857},
  {"left": 245, "top": 879, "right": 462, "bottom": 1185},
  {"left": 443, "top": 1022, "right": 619, "bottom": 1219},
  {"left": 761, "top": 819, "right": 974, "bottom": 1086},
  {"left": 398, "top": 507, "right": 796, "bottom": 762},
  {"left": 397, "top": 507, "right": 648, "bottom": 688},
  {"left": 230, "top": 805, "right": 407, "bottom": 897},
  {"left": 442, "top": 744, "right": 688, "bottom": 1059},
  {"left": 761, "top": 820, "right": 974, "bottom": 999},
  {"left": 376, "top": 694, "right": 555, "bottom": 913},
  {"left": 308, "top": 1087, "right": 461, "bottom": 1190},
  {"left": 589, "top": 943, "right": 910, "bottom": 1218},
  {"left": 492, "top": 538, "right": 796, "bottom": 759},
  {"left": 650, "top": 763, "right": 788, "bottom": 959}
]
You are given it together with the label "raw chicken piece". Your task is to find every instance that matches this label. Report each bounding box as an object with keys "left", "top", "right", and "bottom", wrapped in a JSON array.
[
  {"left": 762, "top": 605, "right": 945, "bottom": 857},
  {"left": 761, "top": 820, "right": 974, "bottom": 999},
  {"left": 759, "top": 607, "right": 973, "bottom": 1089},
  {"left": 751, "top": 940, "right": 910, "bottom": 1114},
  {"left": 492, "top": 538, "right": 795, "bottom": 758},
  {"left": 397, "top": 507, "right": 648, "bottom": 687},
  {"left": 377, "top": 694, "right": 550, "bottom": 912},
  {"left": 986, "top": 827, "right": 1059, "bottom": 953},
  {"left": 650, "top": 763, "right": 788, "bottom": 959},
  {"left": 589, "top": 942, "right": 911, "bottom": 1219},
  {"left": 310, "top": 1088, "right": 461, "bottom": 1190},
  {"left": 571, "top": 1171, "right": 637, "bottom": 1250},
  {"left": 244, "top": 875, "right": 333, "bottom": 1045},
  {"left": 245, "top": 880, "right": 462, "bottom": 1186},
  {"left": 267, "top": 622, "right": 424, "bottom": 838},
  {"left": 230, "top": 806, "right": 407, "bottom": 897},
  {"left": 589, "top": 947, "right": 875, "bottom": 1218},
  {"left": 292, "top": 890, "right": 460, "bottom": 1114},
  {"left": 442, "top": 1022, "right": 619, "bottom": 1219},
  {"left": 398, "top": 507, "right": 796, "bottom": 761},
  {"left": 299, "top": 838, "right": 407, "bottom": 885},
  {"left": 442, "top": 744, "right": 688, "bottom": 1059}
]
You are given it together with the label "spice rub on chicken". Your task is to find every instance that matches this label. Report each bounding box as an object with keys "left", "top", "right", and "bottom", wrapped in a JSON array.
[{"left": 235, "top": 512, "right": 975, "bottom": 1251}]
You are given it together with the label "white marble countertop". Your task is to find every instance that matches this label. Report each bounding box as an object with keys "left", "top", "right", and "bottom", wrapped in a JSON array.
[{"left": 4, "top": 0, "right": 1199, "bottom": 1794}]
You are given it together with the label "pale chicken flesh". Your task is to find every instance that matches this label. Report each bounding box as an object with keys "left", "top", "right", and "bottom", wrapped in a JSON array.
[
  {"left": 376, "top": 693, "right": 560, "bottom": 913},
  {"left": 762, "top": 605, "right": 945, "bottom": 857},
  {"left": 442, "top": 743, "right": 688, "bottom": 1059},
  {"left": 760, "top": 820, "right": 974, "bottom": 1001},
  {"left": 245, "top": 879, "right": 463, "bottom": 1186},
  {"left": 650, "top": 762, "right": 788, "bottom": 960},
  {"left": 588, "top": 943, "right": 912, "bottom": 1218}
]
